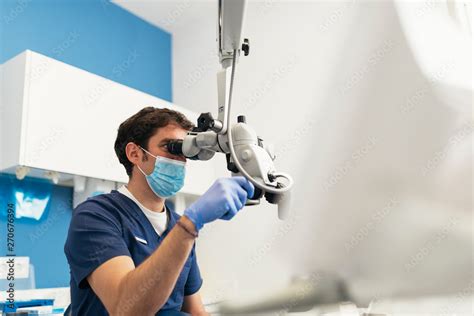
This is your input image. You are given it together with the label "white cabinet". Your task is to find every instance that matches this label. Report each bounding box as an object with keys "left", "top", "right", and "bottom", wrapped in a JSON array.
[{"left": 0, "top": 50, "right": 216, "bottom": 196}]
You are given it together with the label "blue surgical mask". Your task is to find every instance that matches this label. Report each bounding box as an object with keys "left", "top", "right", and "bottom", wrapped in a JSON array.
[{"left": 137, "top": 147, "right": 186, "bottom": 198}]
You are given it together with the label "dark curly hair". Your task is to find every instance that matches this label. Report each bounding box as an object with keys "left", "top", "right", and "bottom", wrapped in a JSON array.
[{"left": 114, "top": 107, "right": 194, "bottom": 177}]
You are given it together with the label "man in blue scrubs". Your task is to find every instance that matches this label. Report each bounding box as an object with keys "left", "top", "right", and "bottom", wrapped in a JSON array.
[{"left": 64, "top": 107, "right": 254, "bottom": 315}]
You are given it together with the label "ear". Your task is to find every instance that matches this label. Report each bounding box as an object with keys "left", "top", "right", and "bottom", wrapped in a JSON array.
[{"left": 125, "top": 142, "right": 144, "bottom": 167}]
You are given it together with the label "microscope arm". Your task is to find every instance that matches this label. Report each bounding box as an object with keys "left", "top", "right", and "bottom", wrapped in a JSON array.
[{"left": 166, "top": 0, "right": 293, "bottom": 219}]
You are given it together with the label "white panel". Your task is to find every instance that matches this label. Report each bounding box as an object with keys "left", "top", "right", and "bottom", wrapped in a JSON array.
[
  {"left": 23, "top": 51, "right": 173, "bottom": 182},
  {"left": 0, "top": 51, "right": 28, "bottom": 170},
  {"left": 0, "top": 50, "right": 216, "bottom": 195}
]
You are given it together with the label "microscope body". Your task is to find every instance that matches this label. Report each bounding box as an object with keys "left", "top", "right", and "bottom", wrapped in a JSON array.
[{"left": 167, "top": 114, "right": 281, "bottom": 205}]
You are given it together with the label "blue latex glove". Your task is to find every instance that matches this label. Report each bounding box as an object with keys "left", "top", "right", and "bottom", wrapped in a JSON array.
[{"left": 183, "top": 176, "right": 255, "bottom": 230}]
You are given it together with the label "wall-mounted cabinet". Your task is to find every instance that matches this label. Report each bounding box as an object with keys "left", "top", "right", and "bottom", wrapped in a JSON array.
[{"left": 0, "top": 50, "right": 216, "bottom": 196}]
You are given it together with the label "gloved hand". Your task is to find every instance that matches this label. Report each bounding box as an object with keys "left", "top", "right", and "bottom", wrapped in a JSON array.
[{"left": 183, "top": 176, "right": 255, "bottom": 230}]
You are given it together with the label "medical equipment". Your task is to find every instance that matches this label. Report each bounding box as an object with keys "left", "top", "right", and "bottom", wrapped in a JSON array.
[{"left": 167, "top": 0, "right": 294, "bottom": 219}]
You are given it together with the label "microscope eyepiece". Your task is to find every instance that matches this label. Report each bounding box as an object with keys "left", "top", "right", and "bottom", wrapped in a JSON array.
[{"left": 167, "top": 139, "right": 184, "bottom": 156}]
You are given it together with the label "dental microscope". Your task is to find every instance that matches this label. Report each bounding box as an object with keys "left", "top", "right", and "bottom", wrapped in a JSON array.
[{"left": 166, "top": 0, "right": 293, "bottom": 219}]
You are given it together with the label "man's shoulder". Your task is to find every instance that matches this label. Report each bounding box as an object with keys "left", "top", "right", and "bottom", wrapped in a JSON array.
[{"left": 73, "top": 190, "right": 129, "bottom": 217}]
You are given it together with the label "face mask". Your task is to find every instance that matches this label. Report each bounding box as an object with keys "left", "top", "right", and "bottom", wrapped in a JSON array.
[{"left": 137, "top": 146, "right": 186, "bottom": 198}]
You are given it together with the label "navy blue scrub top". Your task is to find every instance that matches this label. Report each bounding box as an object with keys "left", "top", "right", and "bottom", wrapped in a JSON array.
[{"left": 64, "top": 190, "right": 203, "bottom": 316}]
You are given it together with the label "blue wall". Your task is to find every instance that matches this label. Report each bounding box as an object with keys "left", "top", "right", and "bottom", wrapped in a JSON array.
[
  {"left": 0, "top": 0, "right": 172, "bottom": 101},
  {"left": 0, "top": 0, "right": 172, "bottom": 288}
]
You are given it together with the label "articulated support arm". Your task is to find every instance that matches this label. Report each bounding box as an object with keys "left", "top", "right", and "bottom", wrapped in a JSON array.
[{"left": 166, "top": 0, "right": 293, "bottom": 219}]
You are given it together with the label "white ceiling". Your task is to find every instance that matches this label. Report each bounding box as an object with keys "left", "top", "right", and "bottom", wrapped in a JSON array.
[{"left": 112, "top": 0, "right": 216, "bottom": 34}]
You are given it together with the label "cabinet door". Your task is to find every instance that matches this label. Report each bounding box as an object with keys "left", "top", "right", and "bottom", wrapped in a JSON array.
[{"left": 19, "top": 51, "right": 216, "bottom": 194}]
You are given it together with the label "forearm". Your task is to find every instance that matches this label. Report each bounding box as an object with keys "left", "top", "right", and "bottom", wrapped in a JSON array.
[
  {"left": 182, "top": 292, "right": 209, "bottom": 316},
  {"left": 114, "top": 217, "right": 197, "bottom": 315}
]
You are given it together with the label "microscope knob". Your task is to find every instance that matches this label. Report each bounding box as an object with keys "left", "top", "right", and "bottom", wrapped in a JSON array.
[
  {"left": 194, "top": 112, "right": 215, "bottom": 132},
  {"left": 241, "top": 149, "right": 252, "bottom": 162},
  {"left": 242, "top": 38, "right": 250, "bottom": 56}
]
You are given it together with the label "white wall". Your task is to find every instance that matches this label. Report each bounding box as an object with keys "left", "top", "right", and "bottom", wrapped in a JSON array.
[{"left": 172, "top": 0, "right": 472, "bottom": 305}]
